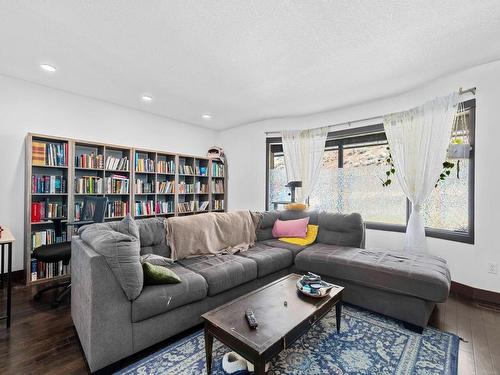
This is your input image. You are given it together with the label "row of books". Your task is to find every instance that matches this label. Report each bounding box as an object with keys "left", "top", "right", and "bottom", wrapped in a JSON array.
[
  {"left": 32, "top": 229, "right": 67, "bottom": 250},
  {"left": 106, "top": 201, "right": 129, "bottom": 218},
  {"left": 106, "top": 156, "right": 129, "bottom": 171},
  {"left": 156, "top": 200, "right": 174, "bottom": 214},
  {"left": 178, "top": 182, "right": 194, "bottom": 194},
  {"left": 105, "top": 175, "right": 129, "bottom": 194},
  {"left": 212, "top": 162, "right": 224, "bottom": 177},
  {"left": 75, "top": 153, "right": 104, "bottom": 169},
  {"left": 157, "top": 160, "right": 175, "bottom": 174},
  {"left": 135, "top": 200, "right": 154, "bottom": 216},
  {"left": 75, "top": 176, "right": 103, "bottom": 194},
  {"left": 157, "top": 180, "right": 174, "bottom": 194},
  {"left": 31, "top": 201, "right": 67, "bottom": 222},
  {"left": 31, "top": 259, "right": 70, "bottom": 281},
  {"left": 179, "top": 164, "right": 194, "bottom": 175},
  {"left": 32, "top": 141, "right": 68, "bottom": 167},
  {"left": 195, "top": 165, "right": 208, "bottom": 176},
  {"left": 213, "top": 199, "right": 225, "bottom": 210},
  {"left": 178, "top": 201, "right": 195, "bottom": 213},
  {"left": 195, "top": 181, "right": 209, "bottom": 194},
  {"left": 211, "top": 180, "right": 224, "bottom": 194},
  {"left": 32, "top": 175, "right": 67, "bottom": 194},
  {"left": 135, "top": 155, "right": 155, "bottom": 173},
  {"left": 135, "top": 179, "right": 154, "bottom": 194},
  {"left": 195, "top": 200, "right": 210, "bottom": 212}
]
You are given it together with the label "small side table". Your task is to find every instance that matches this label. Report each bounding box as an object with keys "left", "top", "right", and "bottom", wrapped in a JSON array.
[{"left": 0, "top": 227, "right": 15, "bottom": 328}]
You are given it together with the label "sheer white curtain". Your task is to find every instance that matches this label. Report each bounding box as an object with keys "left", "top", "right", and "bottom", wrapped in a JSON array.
[
  {"left": 384, "top": 92, "right": 459, "bottom": 253},
  {"left": 281, "top": 127, "right": 328, "bottom": 203}
]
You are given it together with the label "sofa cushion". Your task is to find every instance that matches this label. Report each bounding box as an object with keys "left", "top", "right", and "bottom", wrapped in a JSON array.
[
  {"left": 132, "top": 264, "right": 207, "bottom": 322},
  {"left": 280, "top": 209, "right": 318, "bottom": 225},
  {"left": 136, "top": 217, "right": 171, "bottom": 258},
  {"left": 257, "top": 239, "right": 306, "bottom": 258},
  {"left": 179, "top": 255, "right": 258, "bottom": 296},
  {"left": 256, "top": 211, "right": 280, "bottom": 241},
  {"left": 295, "top": 244, "right": 451, "bottom": 302},
  {"left": 79, "top": 226, "right": 143, "bottom": 301},
  {"left": 317, "top": 212, "right": 365, "bottom": 248},
  {"left": 237, "top": 245, "right": 293, "bottom": 278}
]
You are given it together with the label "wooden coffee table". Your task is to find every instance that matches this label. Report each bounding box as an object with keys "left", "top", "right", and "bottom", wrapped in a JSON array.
[{"left": 202, "top": 273, "right": 344, "bottom": 374}]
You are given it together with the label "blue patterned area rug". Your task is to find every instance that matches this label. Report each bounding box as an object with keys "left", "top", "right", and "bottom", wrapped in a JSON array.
[{"left": 116, "top": 305, "right": 459, "bottom": 375}]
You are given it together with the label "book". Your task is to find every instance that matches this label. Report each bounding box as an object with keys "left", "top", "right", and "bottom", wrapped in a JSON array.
[
  {"left": 135, "top": 200, "right": 154, "bottom": 216},
  {"left": 155, "top": 200, "right": 174, "bottom": 214},
  {"left": 135, "top": 154, "right": 155, "bottom": 172},
  {"left": 106, "top": 201, "right": 129, "bottom": 218},
  {"left": 32, "top": 141, "right": 46, "bottom": 166}
]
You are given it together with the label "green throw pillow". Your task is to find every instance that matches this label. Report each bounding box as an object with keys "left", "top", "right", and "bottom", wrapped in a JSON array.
[{"left": 143, "top": 262, "right": 181, "bottom": 285}]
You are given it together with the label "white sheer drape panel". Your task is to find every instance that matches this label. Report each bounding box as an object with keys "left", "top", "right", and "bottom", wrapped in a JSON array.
[
  {"left": 384, "top": 92, "right": 459, "bottom": 253},
  {"left": 281, "top": 127, "right": 328, "bottom": 203}
]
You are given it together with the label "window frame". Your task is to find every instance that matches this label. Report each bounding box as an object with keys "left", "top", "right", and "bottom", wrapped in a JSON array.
[{"left": 265, "top": 99, "right": 475, "bottom": 244}]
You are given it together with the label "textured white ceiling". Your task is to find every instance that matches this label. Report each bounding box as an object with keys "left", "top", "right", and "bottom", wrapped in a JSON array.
[{"left": 1, "top": 1, "right": 500, "bottom": 130}]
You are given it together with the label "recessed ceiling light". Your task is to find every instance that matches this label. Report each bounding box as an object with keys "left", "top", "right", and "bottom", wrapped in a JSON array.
[
  {"left": 202, "top": 113, "right": 213, "bottom": 120},
  {"left": 141, "top": 95, "right": 153, "bottom": 102},
  {"left": 40, "top": 64, "right": 56, "bottom": 72}
]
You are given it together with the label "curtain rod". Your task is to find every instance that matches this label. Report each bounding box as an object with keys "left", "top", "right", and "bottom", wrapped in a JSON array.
[{"left": 265, "top": 86, "right": 476, "bottom": 136}]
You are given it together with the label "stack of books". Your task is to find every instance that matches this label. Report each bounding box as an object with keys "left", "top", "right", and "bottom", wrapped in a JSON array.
[
  {"left": 178, "top": 201, "right": 194, "bottom": 213},
  {"left": 156, "top": 180, "right": 173, "bottom": 194},
  {"left": 179, "top": 165, "right": 194, "bottom": 175},
  {"left": 32, "top": 175, "right": 66, "bottom": 194},
  {"left": 212, "top": 162, "right": 224, "bottom": 177},
  {"left": 105, "top": 175, "right": 129, "bottom": 194},
  {"left": 32, "top": 141, "right": 68, "bottom": 167},
  {"left": 178, "top": 182, "right": 194, "bottom": 194},
  {"left": 156, "top": 200, "right": 174, "bottom": 214},
  {"left": 135, "top": 179, "right": 154, "bottom": 194},
  {"left": 213, "top": 199, "right": 225, "bottom": 210},
  {"left": 31, "top": 201, "right": 67, "bottom": 222},
  {"left": 135, "top": 200, "right": 154, "bottom": 216},
  {"left": 31, "top": 259, "right": 70, "bottom": 282},
  {"left": 106, "top": 201, "right": 129, "bottom": 218},
  {"left": 211, "top": 180, "right": 224, "bottom": 193},
  {"left": 105, "top": 156, "right": 129, "bottom": 171},
  {"left": 75, "top": 176, "right": 103, "bottom": 194},
  {"left": 195, "top": 181, "right": 209, "bottom": 194},
  {"left": 75, "top": 153, "right": 104, "bottom": 169},
  {"left": 135, "top": 155, "right": 155, "bottom": 172},
  {"left": 31, "top": 229, "right": 67, "bottom": 250},
  {"left": 157, "top": 160, "right": 175, "bottom": 174}
]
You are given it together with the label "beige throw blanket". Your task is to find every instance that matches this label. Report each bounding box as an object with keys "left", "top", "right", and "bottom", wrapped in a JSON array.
[{"left": 165, "top": 211, "right": 261, "bottom": 261}]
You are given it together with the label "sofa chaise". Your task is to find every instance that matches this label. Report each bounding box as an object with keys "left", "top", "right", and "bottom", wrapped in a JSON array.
[{"left": 71, "top": 210, "right": 451, "bottom": 372}]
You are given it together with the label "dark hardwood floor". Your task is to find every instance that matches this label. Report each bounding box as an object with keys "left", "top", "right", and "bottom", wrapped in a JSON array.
[{"left": 1, "top": 280, "right": 499, "bottom": 374}]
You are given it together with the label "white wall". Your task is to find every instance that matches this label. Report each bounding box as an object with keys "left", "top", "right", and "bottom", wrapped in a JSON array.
[
  {"left": 0, "top": 75, "right": 217, "bottom": 272},
  {"left": 218, "top": 60, "right": 500, "bottom": 293}
]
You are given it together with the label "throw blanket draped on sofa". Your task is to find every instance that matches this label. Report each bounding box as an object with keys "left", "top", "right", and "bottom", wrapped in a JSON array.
[{"left": 165, "top": 211, "right": 261, "bottom": 260}]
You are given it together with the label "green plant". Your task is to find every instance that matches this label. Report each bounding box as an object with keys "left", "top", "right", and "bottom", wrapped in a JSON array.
[{"left": 381, "top": 147, "right": 455, "bottom": 188}]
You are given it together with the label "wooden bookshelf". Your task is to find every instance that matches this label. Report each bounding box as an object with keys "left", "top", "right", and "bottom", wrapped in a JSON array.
[{"left": 25, "top": 133, "right": 227, "bottom": 285}]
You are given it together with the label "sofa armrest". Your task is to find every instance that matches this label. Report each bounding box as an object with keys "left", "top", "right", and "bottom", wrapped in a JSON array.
[{"left": 71, "top": 237, "right": 133, "bottom": 372}]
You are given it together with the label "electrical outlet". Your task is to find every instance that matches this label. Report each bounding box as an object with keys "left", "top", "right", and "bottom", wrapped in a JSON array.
[{"left": 488, "top": 262, "right": 498, "bottom": 275}]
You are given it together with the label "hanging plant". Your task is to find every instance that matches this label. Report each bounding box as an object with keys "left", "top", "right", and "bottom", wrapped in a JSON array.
[{"left": 381, "top": 146, "right": 455, "bottom": 188}]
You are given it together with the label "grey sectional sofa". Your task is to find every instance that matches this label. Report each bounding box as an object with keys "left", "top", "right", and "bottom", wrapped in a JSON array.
[{"left": 72, "top": 210, "right": 451, "bottom": 372}]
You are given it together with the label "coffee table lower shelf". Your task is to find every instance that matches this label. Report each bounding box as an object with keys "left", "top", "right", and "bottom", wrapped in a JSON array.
[{"left": 202, "top": 274, "right": 343, "bottom": 374}]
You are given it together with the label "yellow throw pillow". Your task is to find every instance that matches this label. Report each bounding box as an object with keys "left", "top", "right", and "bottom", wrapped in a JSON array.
[
  {"left": 279, "top": 225, "right": 318, "bottom": 246},
  {"left": 285, "top": 203, "right": 308, "bottom": 211}
]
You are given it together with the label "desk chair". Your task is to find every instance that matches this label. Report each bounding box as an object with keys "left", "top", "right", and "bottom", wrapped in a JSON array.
[{"left": 33, "top": 196, "right": 108, "bottom": 307}]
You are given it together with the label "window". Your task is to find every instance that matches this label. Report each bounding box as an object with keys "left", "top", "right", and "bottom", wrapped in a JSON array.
[{"left": 266, "top": 99, "right": 475, "bottom": 243}]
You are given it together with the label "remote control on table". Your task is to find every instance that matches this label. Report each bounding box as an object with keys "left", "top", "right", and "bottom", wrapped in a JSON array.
[{"left": 245, "top": 309, "right": 258, "bottom": 329}]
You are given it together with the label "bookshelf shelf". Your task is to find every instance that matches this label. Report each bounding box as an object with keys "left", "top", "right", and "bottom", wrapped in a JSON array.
[{"left": 26, "top": 134, "right": 227, "bottom": 286}]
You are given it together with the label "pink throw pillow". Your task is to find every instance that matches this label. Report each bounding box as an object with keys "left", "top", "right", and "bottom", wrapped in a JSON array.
[{"left": 272, "top": 217, "right": 310, "bottom": 238}]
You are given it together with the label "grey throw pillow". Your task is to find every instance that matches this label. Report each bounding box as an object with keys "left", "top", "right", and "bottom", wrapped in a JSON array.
[
  {"left": 140, "top": 253, "right": 174, "bottom": 267},
  {"left": 80, "top": 226, "right": 143, "bottom": 301}
]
